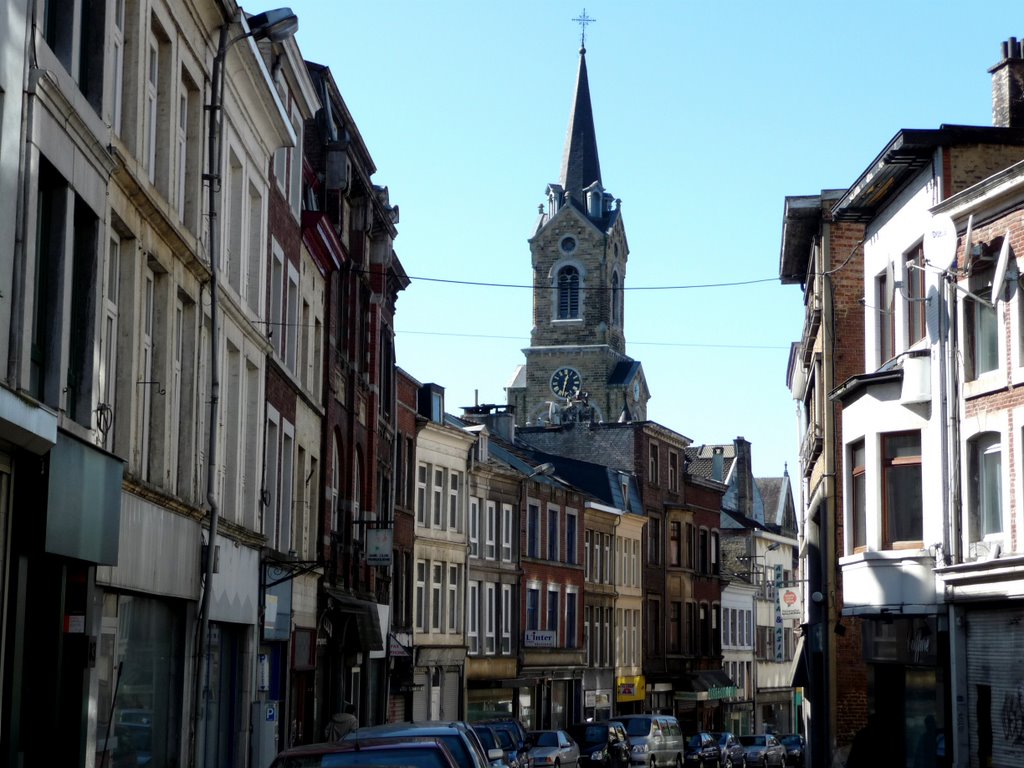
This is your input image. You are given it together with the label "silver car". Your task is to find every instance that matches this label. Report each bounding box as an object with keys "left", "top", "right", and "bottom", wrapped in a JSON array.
[{"left": 528, "top": 729, "right": 580, "bottom": 768}]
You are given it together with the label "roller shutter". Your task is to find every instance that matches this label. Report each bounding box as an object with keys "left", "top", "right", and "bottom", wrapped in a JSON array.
[{"left": 965, "top": 607, "right": 1024, "bottom": 767}]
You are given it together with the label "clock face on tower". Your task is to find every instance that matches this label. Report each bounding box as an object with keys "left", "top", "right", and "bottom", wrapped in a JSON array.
[{"left": 550, "top": 367, "right": 582, "bottom": 398}]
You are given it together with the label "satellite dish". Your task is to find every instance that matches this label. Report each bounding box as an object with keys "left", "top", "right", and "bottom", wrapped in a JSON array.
[
  {"left": 962, "top": 214, "right": 974, "bottom": 272},
  {"left": 991, "top": 229, "right": 1012, "bottom": 305},
  {"left": 924, "top": 214, "right": 957, "bottom": 267},
  {"left": 885, "top": 259, "right": 896, "bottom": 312}
]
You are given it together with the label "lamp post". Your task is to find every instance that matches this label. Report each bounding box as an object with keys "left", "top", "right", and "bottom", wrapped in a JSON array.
[{"left": 190, "top": 9, "right": 298, "bottom": 768}]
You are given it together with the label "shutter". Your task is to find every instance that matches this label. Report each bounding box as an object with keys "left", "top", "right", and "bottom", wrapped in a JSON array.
[
  {"left": 413, "top": 671, "right": 429, "bottom": 721},
  {"left": 966, "top": 607, "right": 1024, "bottom": 767},
  {"left": 442, "top": 668, "right": 462, "bottom": 721}
]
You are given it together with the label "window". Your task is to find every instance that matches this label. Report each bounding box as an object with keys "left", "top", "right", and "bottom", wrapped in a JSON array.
[
  {"left": 648, "top": 516, "right": 662, "bottom": 565},
  {"left": 669, "top": 601, "right": 681, "bottom": 653},
  {"left": 467, "top": 581, "right": 479, "bottom": 653},
  {"left": 547, "top": 588, "right": 559, "bottom": 637},
  {"left": 415, "top": 561, "right": 426, "bottom": 631},
  {"left": 882, "top": 431, "right": 922, "bottom": 548},
  {"left": 631, "top": 609, "right": 639, "bottom": 665},
  {"left": 668, "top": 451, "right": 679, "bottom": 491},
  {"left": 584, "top": 530, "right": 592, "bottom": 579},
  {"left": 557, "top": 265, "right": 580, "bottom": 319},
  {"left": 851, "top": 441, "right": 867, "bottom": 551},
  {"left": 448, "top": 471, "right": 461, "bottom": 531},
  {"left": 416, "top": 463, "right": 428, "bottom": 526},
  {"left": 139, "top": 266, "right": 155, "bottom": 480},
  {"left": 603, "top": 534, "right": 611, "bottom": 583},
  {"left": 431, "top": 563, "right": 443, "bottom": 631},
  {"left": 649, "top": 443, "right": 660, "bottom": 484},
  {"left": 547, "top": 507, "right": 559, "bottom": 560},
  {"left": 469, "top": 497, "right": 480, "bottom": 557},
  {"left": 905, "top": 245, "right": 927, "bottom": 346},
  {"left": 876, "top": 270, "right": 895, "bottom": 364},
  {"left": 270, "top": 241, "right": 284, "bottom": 358},
  {"left": 966, "top": 294, "right": 998, "bottom": 380},
  {"left": 611, "top": 270, "right": 621, "bottom": 325},
  {"left": 501, "top": 584, "right": 512, "bottom": 654},
  {"left": 592, "top": 531, "right": 601, "bottom": 582},
  {"left": 526, "top": 587, "right": 539, "bottom": 631},
  {"left": 145, "top": 38, "right": 158, "bottom": 182},
  {"left": 485, "top": 501, "right": 497, "bottom": 559},
  {"left": 179, "top": 72, "right": 201, "bottom": 232},
  {"left": 286, "top": 265, "right": 299, "bottom": 372},
  {"left": 447, "top": 564, "right": 459, "bottom": 632},
  {"left": 969, "top": 433, "right": 1002, "bottom": 539},
  {"left": 527, "top": 503, "right": 540, "bottom": 558},
  {"left": 648, "top": 598, "right": 661, "bottom": 656},
  {"left": 699, "top": 528, "right": 709, "bottom": 574},
  {"left": 669, "top": 521, "right": 681, "bottom": 566},
  {"left": 501, "top": 503, "right": 513, "bottom": 561},
  {"left": 111, "top": 0, "right": 126, "bottom": 132},
  {"left": 565, "top": 510, "right": 577, "bottom": 565},
  {"left": 584, "top": 606, "right": 592, "bottom": 665},
  {"left": 100, "top": 235, "right": 121, "bottom": 451},
  {"left": 432, "top": 468, "right": 444, "bottom": 528},
  {"left": 566, "top": 591, "right": 577, "bottom": 649}
]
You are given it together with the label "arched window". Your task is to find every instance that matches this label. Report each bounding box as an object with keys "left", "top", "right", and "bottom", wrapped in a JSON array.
[
  {"left": 330, "top": 434, "right": 341, "bottom": 534},
  {"left": 611, "top": 270, "right": 621, "bottom": 325},
  {"left": 557, "top": 266, "right": 580, "bottom": 319}
]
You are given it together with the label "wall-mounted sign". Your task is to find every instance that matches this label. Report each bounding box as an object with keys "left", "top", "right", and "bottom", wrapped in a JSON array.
[
  {"left": 778, "top": 586, "right": 802, "bottom": 619},
  {"left": 366, "top": 528, "right": 393, "bottom": 566},
  {"left": 524, "top": 630, "right": 556, "bottom": 648}
]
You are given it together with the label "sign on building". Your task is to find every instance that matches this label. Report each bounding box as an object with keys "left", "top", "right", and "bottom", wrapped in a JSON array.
[{"left": 366, "top": 528, "right": 393, "bottom": 566}]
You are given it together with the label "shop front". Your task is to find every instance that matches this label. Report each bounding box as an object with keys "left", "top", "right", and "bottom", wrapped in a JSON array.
[{"left": 615, "top": 675, "right": 645, "bottom": 716}]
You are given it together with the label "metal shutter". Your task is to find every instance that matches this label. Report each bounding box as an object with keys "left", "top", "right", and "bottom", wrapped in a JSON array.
[
  {"left": 442, "top": 668, "right": 462, "bottom": 721},
  {"left": 413, "top": 671, "right": 429, "bottom": 721},
  {"left": 966, "top": 607, "right": 1024, "bottom": 767}
]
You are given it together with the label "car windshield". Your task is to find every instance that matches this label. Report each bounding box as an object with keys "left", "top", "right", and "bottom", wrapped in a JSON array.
[
  {"left": 780, "top": 735, "right": 801, "bottom": 747},
  {"left": 622, "top": 719, "right": 651, "bottom": 737},
  {"left": 568, "top": 726, "right": 607, "bottom": 745},
  {"left": 495, "top": 730, "right": 514, "bottom": 749},
  {"left": 738, "top": 736, "right": 767, "bottom": 747},
  {"left": 686, "top": 735, "right": 704, "bottom": 748},
  {"left": 272, "top": 747, "right": 452, "bottom": 768},
  {"left": 475, "top": 729, "right": 497, "bottom": 750},
  {"left": 713, "top": 734, "right": 728, "bottom": 746},
  {"left": 532, "top": 732, "right": 558, "bottom": 747}
]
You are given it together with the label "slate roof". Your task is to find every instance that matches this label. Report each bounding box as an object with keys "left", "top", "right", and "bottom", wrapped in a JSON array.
[
  {"left": 560, "top": 48, "right": 602, "bottom": 205},
  {"left": 756, "top": 477, "right": 784, "bottom": 525},
  {"left": 608, "top": 360, "right": 641, "bottom": 386}
]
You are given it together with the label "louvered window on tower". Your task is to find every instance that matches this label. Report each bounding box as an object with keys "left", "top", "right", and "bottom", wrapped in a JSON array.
[{"left": 558, "top": 266, "right": 580, "bottom": 319}]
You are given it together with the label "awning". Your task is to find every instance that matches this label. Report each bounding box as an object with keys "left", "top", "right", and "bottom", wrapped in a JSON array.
[
  {"left": 323, "top": 587, "right": 384, "bottom": 651},
  {"left": 791, "top": 635, "right": 811, "bottom": 689},
  {"left": 673, "top": 670, "right": 737, "bottom": 702}
]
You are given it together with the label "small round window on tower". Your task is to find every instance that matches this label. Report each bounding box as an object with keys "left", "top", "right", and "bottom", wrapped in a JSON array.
[{"left": 560, "top": 236, "right": 577, "bottom": 254}]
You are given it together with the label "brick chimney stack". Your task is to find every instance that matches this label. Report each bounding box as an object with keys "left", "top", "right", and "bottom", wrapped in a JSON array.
[{"left": 990, "top": 37, "right": 1024, "bottom": 128}]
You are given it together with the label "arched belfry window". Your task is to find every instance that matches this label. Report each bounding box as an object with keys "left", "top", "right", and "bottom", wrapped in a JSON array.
[
  {"left": 557, "top": 266, "right": 580, "bottom": 319},
  {"left": 611, "top": 270, "right": 621, "bottom": 325}
]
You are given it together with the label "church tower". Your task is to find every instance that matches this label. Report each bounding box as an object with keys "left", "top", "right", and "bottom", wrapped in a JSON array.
[{"left": 507, "top": 42, "right": 649, "bottom": 426}]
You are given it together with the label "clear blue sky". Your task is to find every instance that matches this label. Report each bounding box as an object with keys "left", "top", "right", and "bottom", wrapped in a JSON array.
[{"left": 285, "top": 0, "right": 1020, "bottom": 481}]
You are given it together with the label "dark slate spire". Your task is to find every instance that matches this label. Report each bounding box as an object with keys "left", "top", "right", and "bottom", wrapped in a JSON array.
[{"left": 559, "top": 47, "right": 602, "bottom": 203}]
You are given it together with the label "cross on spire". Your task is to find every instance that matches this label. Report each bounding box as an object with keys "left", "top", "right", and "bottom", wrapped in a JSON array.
[{"left": 572, "top": 8, "right": 595, "bottom": 50}]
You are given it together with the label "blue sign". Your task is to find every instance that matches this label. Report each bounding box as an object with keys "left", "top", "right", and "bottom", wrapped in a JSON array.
[{"left": 266, "top": 704, "right": 277, "bottom": 722}]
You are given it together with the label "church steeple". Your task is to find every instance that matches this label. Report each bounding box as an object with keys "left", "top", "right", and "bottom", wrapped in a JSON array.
[{"left": 559, "top": 47, "right": 603, "bottom": 204}]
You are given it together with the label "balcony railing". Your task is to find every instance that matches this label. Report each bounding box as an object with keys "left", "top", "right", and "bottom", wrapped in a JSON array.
[{"left": 799, "top": 422, "right": 823, "bottom": 477}]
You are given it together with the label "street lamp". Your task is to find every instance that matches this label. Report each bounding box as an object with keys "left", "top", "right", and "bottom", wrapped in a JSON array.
[{"left": 190, "top": 9, "right": 298, "bottom": 768}]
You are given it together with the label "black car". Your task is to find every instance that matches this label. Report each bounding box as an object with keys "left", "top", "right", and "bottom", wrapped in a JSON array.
[
  {"left": 566, "top": 722, "right": 630, "bottom": 768},
  {"left": 776, "top": 734, "right": 804, "bottom": 767},
  {"left": 474, "top": 724, "right": 522, "bottom": 768},
  {"left": 711, "top": 732, "right": 746, "bottom": 768},
  {"left": 682, "top": 732, "right": 721, "bottom": 768},
  {"left": 477, "top": 718, "right": 532, "bottom": 768}
]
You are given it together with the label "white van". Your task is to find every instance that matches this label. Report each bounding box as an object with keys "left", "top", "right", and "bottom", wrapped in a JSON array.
[{"left": 615, "top": 715, "right": 684, "bottom": 768}]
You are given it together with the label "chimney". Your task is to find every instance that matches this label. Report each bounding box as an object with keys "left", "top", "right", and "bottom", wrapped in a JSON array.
[
  {"left": 733, "top": 436, "right": 753, "bottom": 517},
  {"left": 711, "top": 446, "right": 724, "bottom": 482},
  {"left": 990, "top": 38, "right": 1024, "bottom": 128}
]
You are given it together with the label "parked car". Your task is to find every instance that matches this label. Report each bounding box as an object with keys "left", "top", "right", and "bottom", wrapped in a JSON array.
[
  {"left": 615, "top": 715, "right": 685, "bottom": 768},
  {"left": 342, "top": 721, "right": 502, "bottom": 768},
  {"left": 776, "top": 734, "right": 804, "bottom": 767},
  {"left": 682, "top": 731, "right": 721, "bottom": 768},
  {"left": 736, "top": 734, "right": 785, "bottom": 767},
  {"left": 271, "top": 737, "right": 460, "bottom": 768},
  {"left": 566, "top": 722, "right": 630, "bottom": 768},
  {"left": 474, "top": 723, "right": 521, "bottom": 768},
  {"left": 477, "top": 718, "right": 532, "bottom": 768},
  {"left": 528, "top": 729, "right": 581, "bottom": 768},
  {"left": 711, "top": 732, "right": 746, "bottom": 768}
]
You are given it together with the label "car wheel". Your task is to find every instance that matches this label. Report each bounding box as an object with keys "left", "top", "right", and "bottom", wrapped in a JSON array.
[{"left": 723, "top": 758, "right": 732, "bottom": 768}]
